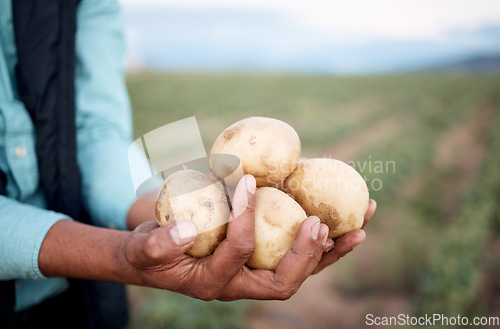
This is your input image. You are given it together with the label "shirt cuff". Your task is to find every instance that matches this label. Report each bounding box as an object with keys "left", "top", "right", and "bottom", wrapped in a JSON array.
[{"left": 0, "top": 196, "right": 70, "bottom": 280}]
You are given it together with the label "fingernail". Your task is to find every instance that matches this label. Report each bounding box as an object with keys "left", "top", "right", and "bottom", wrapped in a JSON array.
[
  {"left": 232, "top": 175, "right": 255, "bottom": 219},
  {"left": 325, "top": 240, "right": 335, "bottom": 252},
  {"left": 171, "top": 221, "right": 197, "bottom": 245},
  {"left": 245, "top": 175, "right": 256, "bottom": 194},
  {"left": 311, "top": 220, "right": 321, "bottom": 241}
]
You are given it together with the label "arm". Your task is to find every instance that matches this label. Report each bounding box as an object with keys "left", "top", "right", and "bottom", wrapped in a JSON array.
[
  {"left": 38, "top": 175, "right": 376, "bottom": 300},
  {"left": 37, "top": 220, "right": 131, "bottom": 282},
  {"left": 75, "top": 0, "right": 137, "bottom": 230},
  {"left": 126, "top": 198, "right": 156, "bottom": 230},
  {"left": 38, "top": 175, "right": 324, "bottom": 300}
]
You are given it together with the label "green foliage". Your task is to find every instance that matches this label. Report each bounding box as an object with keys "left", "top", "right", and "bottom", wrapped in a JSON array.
[
  {"left": 415, "top": 103, "right": 500, "bottom": 321},
  {"left": 127, "top": 73, "right": 498, "bottom": 153},
  {"left": 128, "top": 287, "right": 248, "bottom": 329},
  {"left": 330, "top": 76, "right": 500, "bottom": 312}
]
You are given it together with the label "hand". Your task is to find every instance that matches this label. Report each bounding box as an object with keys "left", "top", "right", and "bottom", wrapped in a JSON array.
[
  {"left": 120, "top": 174, "right": 330, "bottom": 301},
  {"left": 39, "top": 175, "right": 375, "bottom": 299},
  {"left": 312, "top": 199, "right": 377, "bottom": 274}
]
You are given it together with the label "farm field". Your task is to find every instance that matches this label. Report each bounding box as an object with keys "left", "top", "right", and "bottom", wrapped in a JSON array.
[{"left": 125, "top": 72, "right": 500, "bottom": 329}]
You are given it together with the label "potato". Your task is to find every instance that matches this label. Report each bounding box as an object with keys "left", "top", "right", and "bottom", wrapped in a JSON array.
[
  {"left": 210, "top": 117, "right": 301, "bottom": 188},
  {"left": 247, "top": 187, "right": 307, "bottom": 270},
  {"left": 155, "top": 169, "right": 230, "bottom": 257},
  {"left": 283, "top": 158, "right": 369, "bottom": 239}
]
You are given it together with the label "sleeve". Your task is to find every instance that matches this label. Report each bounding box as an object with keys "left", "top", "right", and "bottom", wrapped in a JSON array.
[
  {"left": 74, "top": 0, "right": 137, "bottom": 230},
  {"left": 0, "top": 196, "right": 67, "bottom": 280}
]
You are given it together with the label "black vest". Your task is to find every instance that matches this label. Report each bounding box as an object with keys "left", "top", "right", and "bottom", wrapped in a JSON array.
[{"left": 0, "top": 0, "right": 129, "bottom": 327}]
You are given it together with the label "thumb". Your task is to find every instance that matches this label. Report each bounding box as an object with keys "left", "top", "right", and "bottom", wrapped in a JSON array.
[
  {"left": 228, "top": 174, "right": 257, "bottom": 240},
  {"left": 201, "top": 174, "right": 257, "bottom": 288},
  {"left": 231, "top": 174, "right": 257, "bottom": 214},
  {"left": 126, "top": 221, "right": 197, "bottom": 268}
]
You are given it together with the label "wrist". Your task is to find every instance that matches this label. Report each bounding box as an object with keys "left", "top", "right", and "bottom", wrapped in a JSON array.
[{"left": 114, "top": 232, "right": 145, "bottom": 286}]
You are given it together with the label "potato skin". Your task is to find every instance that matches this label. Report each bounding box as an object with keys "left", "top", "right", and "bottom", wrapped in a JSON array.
[
  {"left": 155, "top": 169, "right": 230, "bottom": 257},
  {"left": 210, "top": 117, "right": 301, "bottom": 188},
  {"left": 247, "top": 187, "right": 307, "bottom": 270},
  {"left": 283, "top": 158, "right": 369, "bottom": 239}
]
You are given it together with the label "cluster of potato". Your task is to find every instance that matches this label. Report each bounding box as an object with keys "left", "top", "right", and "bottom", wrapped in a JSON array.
[{"left": 155, "top": 117, "right": 369, "bottom": 270}]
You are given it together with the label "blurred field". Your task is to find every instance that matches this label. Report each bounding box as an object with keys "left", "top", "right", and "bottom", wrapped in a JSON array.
[{"left": 125, "top": 72, "right": 500, "bottom": 329}]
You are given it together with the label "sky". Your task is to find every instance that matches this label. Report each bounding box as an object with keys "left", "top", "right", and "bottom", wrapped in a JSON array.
[{"left": 119, "top": 0, "right": 500, "bottom": 74}]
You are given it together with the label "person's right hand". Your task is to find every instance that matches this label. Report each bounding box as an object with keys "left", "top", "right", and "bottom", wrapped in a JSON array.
[{"left": 120, "top": 174, "right": 330, "bottom": 301}]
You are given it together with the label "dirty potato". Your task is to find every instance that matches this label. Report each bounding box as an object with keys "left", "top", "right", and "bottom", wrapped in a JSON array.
[
  {"left": 246, "top": 187, "right": 307, "bottom": 270},
  {"left": 210, "top": 117, "right": 301, "bottom": 188},
  {"left": 283, "top": 158, "right": 369, "bottom": 239},
  {"left": 155, "top": 169, "right": 230, "bottom": 257}
]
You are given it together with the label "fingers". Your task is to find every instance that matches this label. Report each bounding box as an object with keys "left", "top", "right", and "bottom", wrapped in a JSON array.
[
  {"left": 125, "top": 220, "right": 197, "bottom": 269},
  {"left": 362, "top": 199, "right": 377, "bottom": 229},
  {"left": 322, "top": 238, "right": 334, "bottom": 253},
  {"left": 315, "top": 198, "right": 374, "bottom": 271},
  {"left": 201, "top": 175, "right": 257, "bottom": 290},
  {"left": 273, "top": 217, "right": 328, "bottom": 291},
  {"left": 312, "top": 229, "right": 366, "bottom": 274},
  {"left": 218, "top": 217, "right": 329, "bottom": 301}
]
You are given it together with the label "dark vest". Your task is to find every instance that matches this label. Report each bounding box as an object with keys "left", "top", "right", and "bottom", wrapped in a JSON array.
[{"left": 0, "top": 0, "right": 129, "bottom": 328}]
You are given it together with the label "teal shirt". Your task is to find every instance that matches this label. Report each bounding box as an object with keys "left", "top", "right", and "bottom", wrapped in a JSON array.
[{"left": 0, "top": 0, "right": 137, "bottom": 311}]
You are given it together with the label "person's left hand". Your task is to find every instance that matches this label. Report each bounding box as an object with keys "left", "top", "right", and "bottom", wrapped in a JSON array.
[{"left": 312, "top": 199, "right": 377, "bottom": 274}]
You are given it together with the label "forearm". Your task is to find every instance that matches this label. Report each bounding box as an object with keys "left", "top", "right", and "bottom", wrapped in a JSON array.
[
  {"left": 126, "top": 198, "right": 156, "bottom": 230},
  {"left": 39, "top": 197, "right": 157, "bottom": 282},
  {"left": 38, "top": 220, "right": 140, "bottom": 285}
]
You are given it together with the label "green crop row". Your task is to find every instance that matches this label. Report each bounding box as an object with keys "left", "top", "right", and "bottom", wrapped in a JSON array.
[
  {"left": 353, "top": 88, "right": 489, "bottom": 204},
  {"left": 330, "top": 97, "right": 483, "bottom": 294},
  {"left": 128, "top": 73, "right": 500, "bottom": 152},
  {"left": 414, "top": 101, "right": 500, "bottom": 324},
  {"left": 330, "top": 87, "right": 499, "bottom": 298}
]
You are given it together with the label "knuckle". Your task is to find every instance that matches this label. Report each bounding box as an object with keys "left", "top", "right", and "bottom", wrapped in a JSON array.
[
  {"left": 233, "top": 241, "right": 255, "bottom": 258},
  {"left": 306, "top": 250, "right": 316, "bottom": 259},
  {"left": 143, "top": 235, "right": 160, "bottom": 259},
  {"left": 293, "top": 246, "right": 316, "bottom": 260},
  {"left": 226, "top": 238, "right": 255, "bottom": 258}
]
